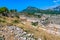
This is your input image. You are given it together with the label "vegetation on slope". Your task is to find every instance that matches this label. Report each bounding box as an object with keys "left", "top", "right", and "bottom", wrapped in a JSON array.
[
  {"left": 0, "top": 6, "right": 60, "bottom": 40},
  {"left": 0, "top": 16, "right": 60, "bottom": 40}
]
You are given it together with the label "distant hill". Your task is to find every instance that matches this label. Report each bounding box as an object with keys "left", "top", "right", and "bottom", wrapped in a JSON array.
[
  {"left": 53, "top": 5, "right": 60, "bottom": 11},
  {"left": 0, "top": 6, "right": 60, "bottom": 17},
  {"left": 21, "top": 6, "right": 60, "bottom": 15},
  {"left": 21, "top": 6, "right": 44, "bottom": 15},
  {"left": 45, "top": 5, "right": 60, "bottom": 14}
]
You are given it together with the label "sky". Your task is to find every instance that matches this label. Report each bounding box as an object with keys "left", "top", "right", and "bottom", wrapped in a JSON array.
[{"left": 0, "top": 0, "right": 60, "bottom": 11}]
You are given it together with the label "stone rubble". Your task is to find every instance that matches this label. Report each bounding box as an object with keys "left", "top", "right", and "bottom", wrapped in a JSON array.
[{"left": 0, "top": 26, "right": 41, "bottom": 40}]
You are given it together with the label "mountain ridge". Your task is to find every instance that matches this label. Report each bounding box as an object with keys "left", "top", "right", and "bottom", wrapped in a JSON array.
[{"left": 21, "top": 5, "right": 60, "bottom": 14}]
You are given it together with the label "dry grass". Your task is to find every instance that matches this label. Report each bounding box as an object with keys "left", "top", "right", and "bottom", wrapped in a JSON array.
[{"left": 0, "top": 16, "right": 60, "bottom": 40}]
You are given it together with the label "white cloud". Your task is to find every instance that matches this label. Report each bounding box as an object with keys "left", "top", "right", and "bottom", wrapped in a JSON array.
[
  {"left": 53, "top": 0, "right": 60, "bottom": 3},
  {"left": 53, "top": 0, "right": 57, "bottom": 2}
]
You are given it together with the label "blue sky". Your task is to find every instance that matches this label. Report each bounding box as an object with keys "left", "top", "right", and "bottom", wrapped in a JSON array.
[{"left": 0, "top": 0, "right": 60, "bottom": 11}]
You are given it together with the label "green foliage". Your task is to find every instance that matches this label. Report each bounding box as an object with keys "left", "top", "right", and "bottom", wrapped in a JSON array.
[
  {"left": 37, "top": 15, "right": 41, "bottom": 18},
  {"left": 22, "top": 6, "right": 42, "bottom": 15},
  {"left": 10, "top": 9, "right": 17, "bottom": 12},
  {"left": 22, "top": 6, "right": 60, "bottom": 15},
  {"left": 16, "top": 16, "right": 19, "bottom": 18},
  {"left": 42, "top": 9, "right": 60, "bottom": 15},
  {"left": 0, "top": 6, "right": 60, "bottom": 17},
  {"left": 0, "top": 7, "right": 9, "bottom": 13},
  {"left": 0, "top": 19, "right": 6, "bottom": 23},
  {"left": 12, "top": 20, "right": 20, "bottom": 23},
  {"left": 31, "top": 22, "right": 38, "bottom": 26}
]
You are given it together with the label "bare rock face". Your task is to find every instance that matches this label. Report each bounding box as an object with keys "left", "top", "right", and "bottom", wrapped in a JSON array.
[{"left": 0, "top": 26, "right": 37, "bottom": 40}]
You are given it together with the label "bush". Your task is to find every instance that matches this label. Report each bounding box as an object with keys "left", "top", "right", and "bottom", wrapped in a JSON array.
[
  {"left": 16, "top": 16, "right": 19, "bottom": 18},
  {"left": 0, "top": 7, "right": 9, "bottom": 13},
  {"left": 12, "top": 20, "right": 20, "bottom": 23},
  {"left": 31, "top": 22, "right": 38, "bottom": 26},
  {"left": 0, "top": 19, "right": 6, "bottom": 23},
  {"left": 38, "top": 15, "right": 41, "bottom": 18}
]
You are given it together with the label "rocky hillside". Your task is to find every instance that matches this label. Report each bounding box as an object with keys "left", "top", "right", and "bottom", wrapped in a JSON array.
[
  {"left": 0, "top": 16, "right": 60, "bottom": 40},
  {"left": 0, "top": 6, "right": 60, "bottom": 40},
  {"left": 0, "top": 26, "right": 36, "bottom": 40}
]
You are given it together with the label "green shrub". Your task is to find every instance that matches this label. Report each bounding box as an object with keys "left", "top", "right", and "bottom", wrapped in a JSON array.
[
  {"left": 0, "top": 19, "right": 6, "bottom": 23},
  {"left": 12, "top": 20, "right": 20, "bottom": 23},
  {"left": 31, "top": 22, "right": 38, "bottom": 26},
  {"left": 16, "top": 16, "right": 19, "bottom": 18}
]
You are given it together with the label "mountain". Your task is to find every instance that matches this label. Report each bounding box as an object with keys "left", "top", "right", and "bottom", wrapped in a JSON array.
[
  {"left": 21, "top": 6, "right": 44, "bottom": 15},
  {"left": 45, "top": 5, "right": 60, "bottom": 14},
  {"left": 41, "top": 5, "right": 60, "bottom": 14},
  {"left": 21, "top": 6, "right": 60, "bottom": 15},
  {"left": 53, "top": 5, "right": 60, "bottom": 11}
]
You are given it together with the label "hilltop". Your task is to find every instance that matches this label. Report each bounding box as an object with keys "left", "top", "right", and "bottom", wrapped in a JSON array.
[{"left": 21, "top": 5, "right": 60, "bottom": 15}]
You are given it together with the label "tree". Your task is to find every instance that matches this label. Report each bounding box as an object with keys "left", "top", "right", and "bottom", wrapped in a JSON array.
[
  {"left": 0, "top": 7, "right": 9, "bottom": 16},
  {"left": 0, "top": 7, "right": 9, "bottom": 13},
  {"left": 10, "top": 9, "right": 17, "bottom": 13}
]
